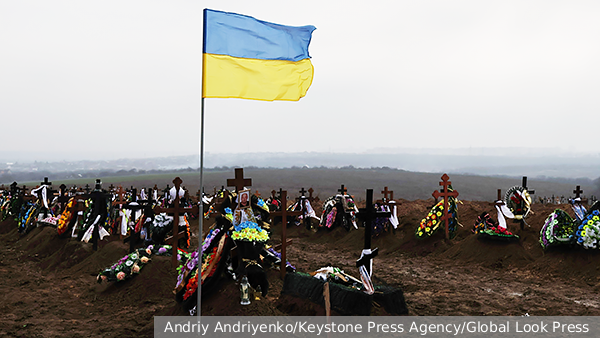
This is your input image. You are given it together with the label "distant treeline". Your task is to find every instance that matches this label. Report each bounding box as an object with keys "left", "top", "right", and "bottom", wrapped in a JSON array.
[
  {"left": 0, "top": 167, "right": 200, "bottom": 184},
  {"left": 2, "top": 166, "right": 599, "bottom": 201}
]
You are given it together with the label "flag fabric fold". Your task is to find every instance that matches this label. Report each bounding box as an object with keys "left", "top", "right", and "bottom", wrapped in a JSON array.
[{"left": 203, "top": 9, "right": 316, "bottom": 101}]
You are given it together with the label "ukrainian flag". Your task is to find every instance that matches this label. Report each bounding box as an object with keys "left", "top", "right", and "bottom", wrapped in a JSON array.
[{"left": 203, "top": 9, "right": 316, "bottom": 101}]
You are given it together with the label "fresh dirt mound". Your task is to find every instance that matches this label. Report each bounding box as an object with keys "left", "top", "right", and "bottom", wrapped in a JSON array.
[{"left": 3, "top": 199, "right": 600, "bottom": 337}]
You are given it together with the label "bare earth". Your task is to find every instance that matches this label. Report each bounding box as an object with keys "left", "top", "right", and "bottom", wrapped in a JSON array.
[{"left": 1, "top": 200, "right": 600, "bottom": 337}]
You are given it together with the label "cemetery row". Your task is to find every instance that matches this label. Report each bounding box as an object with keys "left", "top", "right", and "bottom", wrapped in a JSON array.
[{"left": 0, "top": 169, "right": 598, "bottom": 316}]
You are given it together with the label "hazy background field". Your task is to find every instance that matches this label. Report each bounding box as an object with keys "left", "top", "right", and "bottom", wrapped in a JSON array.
[{"left": 10, "top": 167, "right": 598, "bottom": 203}]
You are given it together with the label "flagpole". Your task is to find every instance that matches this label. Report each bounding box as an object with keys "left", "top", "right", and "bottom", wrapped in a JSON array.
[{"left": 198, "top": 8, "right": 208, "bottom": 319}]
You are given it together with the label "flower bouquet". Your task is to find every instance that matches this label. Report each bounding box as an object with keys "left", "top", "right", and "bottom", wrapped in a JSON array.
[{"left": 97, "top": 244, "right": 172, "bottom": 283}]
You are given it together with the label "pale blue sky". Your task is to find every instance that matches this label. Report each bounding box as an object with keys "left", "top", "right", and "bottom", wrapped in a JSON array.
[{"left": 1, "top": 1, "right": 598, "bottom": 161}]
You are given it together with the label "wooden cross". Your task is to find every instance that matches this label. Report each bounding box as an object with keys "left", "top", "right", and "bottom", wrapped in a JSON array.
[
  {"left": 356, "top": 189, "right": 390, "bottom": 277},
  {"left": 112, "top": 185, "right": 128, "bottom": 239},
  {"left": 22, "top": 185, "right": 35, "bottom": 202},
  {"left": 154, "top": 177, "right": 199, "bottom": 267},
  {"left": 10, "top": 182, "right": 19, "bottom": 195},
  {"left": 381, "top": 187, "right": 394, "bottom": 202},
  {"left": 431, "top": 174, "right": 459, "bottom": 240},
  {"left": 226, "top": 168, "right": 252, "bottom": 193},
  {"left": 338, "top": 184, "right": 348, "bottom": 195},
  {"left": 307, "top": 188, "right": 319, "bottom": 203},
  {"left": 297, "top": 188, "right": 309, "bottom": 228},
  {"left": 495, "top": 189, "right": 504, "bottom": 206},
  {"left": 573, "top": 185, "right": 584, "bottom": 199},
  {"left": 83, "top": 184, "right": 91, "bottom": 194},
  {"left": 57, "top": 184, "right": 70, "bottom": 213},
  {"left": 108, "top": 184, "right": 115, "bottom": 192},
  {"left": 269, "top": 189, "right": 302, "bottom": 280},
  {"left": 39, "top": 177, "right": 58, "bottom": 218},
  {"left": 122, "top": 195, "right": 145, "bottom": 253},
  {"left": 514, "top": 176, "right": 534, "bottom": 230},
  {"left": 87, "top": 179, "right": 111, "bottom": 251}
]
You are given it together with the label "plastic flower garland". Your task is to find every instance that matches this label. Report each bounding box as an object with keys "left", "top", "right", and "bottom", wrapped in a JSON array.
[
  {"left": 415, "top": 198, "right": 458, "bottom": 239},
  {"left": 224, "top": 207, "right": 233, "bottom": 223},
  {"left": 255, "top": 198, "right": 269, "bottom": 213},
  {"left": 266, "top": 247, "right": 296, "bottom": 271},
  {"left": 539, "top": 209, "right": 575, "bottom": 250},
  {"left": 231, "top": 221, "right": 269, "bottom": 242},
  {"left": 202, "top": 228, "right": 220, "bottom": 253},
  {"left": 97, "top": 244, "right": 173, "bottom": 283},
  {"left": 57, "top": 198, "right": 75, "bottom": 235},
  {"left": 575, "top": 210, "right": 600, "bottom": 249},
  {"left": 19, "top": 203, "right": 40, "bottom": 234}
]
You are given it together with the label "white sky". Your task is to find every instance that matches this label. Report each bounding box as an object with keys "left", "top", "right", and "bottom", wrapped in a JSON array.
[{"left": 1, "top": 1, "right": 599, "bottom": 161}]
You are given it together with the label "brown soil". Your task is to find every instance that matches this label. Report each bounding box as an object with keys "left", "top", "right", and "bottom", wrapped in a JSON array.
[{"left": 1, "top": 200, "right": 600, "bottom": 337}]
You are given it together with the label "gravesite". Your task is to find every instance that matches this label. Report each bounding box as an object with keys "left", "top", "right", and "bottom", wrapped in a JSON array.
[{"left": 3, "top": 2, "right": 600, "bottom": 338}]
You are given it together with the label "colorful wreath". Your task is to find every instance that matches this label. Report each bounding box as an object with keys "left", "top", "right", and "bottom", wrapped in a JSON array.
[
  {"left": 575, "top": 209, "right": 600, "bottom": 249},
  {"left": 415, "top": 197, "right": 458, "bottom": 239},
  {"left": 473, "top": 212, "right": 519, "bottom": 241},
  {"left": 505, "top": 186, "right": 532, "bottom": 220},
  {"left": 539, "top": 209, "right": 575, "bottom": 249}
]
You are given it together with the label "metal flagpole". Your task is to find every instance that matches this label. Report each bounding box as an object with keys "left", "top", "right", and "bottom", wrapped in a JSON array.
[{"left": 198, "top": 8, "right": 207, "bottom": 319}]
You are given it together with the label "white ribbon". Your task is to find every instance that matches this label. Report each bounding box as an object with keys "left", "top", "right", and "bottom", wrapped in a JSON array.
[
  {"left": 169, "top": 187, "right": 185, "bottom": 202},
  {"left": 495, "top": 202, "right": 515, "bottom": 230},
  {"left": 387, "top": 203, "right": 399, "bottom": 229},
  {"left": 120, "top": 208, "right": 131, "bottom": 236},
  {"left": 82, "top": 215, "right": 110, "bottom": 243},
  {"left": 31, "top": 185, "right": 49, "bottom": 210}
]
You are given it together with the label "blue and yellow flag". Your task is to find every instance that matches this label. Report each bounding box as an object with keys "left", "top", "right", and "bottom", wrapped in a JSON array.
[{"left": 202, "top": 9, "right": 316, "bottom": 101}]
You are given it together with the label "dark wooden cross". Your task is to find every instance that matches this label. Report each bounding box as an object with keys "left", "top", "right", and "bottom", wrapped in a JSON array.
[
  {"left": 356, "top": 189, "right": 390, "bottom": 278},
  {"left": 338, "top": 184, "right": 348, "bottom": 195},
  {"left": 57, "top": 184, "right": 70, "bottom": 213},
  {"left": 39, "top": 177, "right": 58, "bottom": 218},
  {"left": 108, "top": 184, "right": 115, "bottom": 192},
  {"left": 269, "top": 189, "right": 302, "bottom": 280},
  {"left": 154, "top": 177, "right": 199, "bottom": 267},
  {"left": 495, "top": 189, "right": 504, "bottom": 206},
  {"left": 84, "top": 184, "right": 91, "bottom": 194},
  {"left": 297, "top": 188, "right": 309, "bottom": 228},
  {"left": 514, "top": 176, "right": 534, "bottom": 230},
  {"left": 10, "top": 182, "right": 19, "bottom": 195},
  {"left": 431, "top": 174, "right": 459, "bottom": 240},
  {"left": 573, "top": 185, "right": 584, "bottom": 199},
  {"left": 307, "top": 188, "right": 319, "bottom": 203},
  {"left": 122, "top": 189, "right": 145, "bottom": 253},
  {"left": 87, "top": 179, "right": 111, "bottom": 251},
  {"left": 226, "top": 168, "right": 252, "bottom": 193}
]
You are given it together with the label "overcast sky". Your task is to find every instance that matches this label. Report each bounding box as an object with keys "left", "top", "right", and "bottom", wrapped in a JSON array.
[{"left": 1, "top": 1, "right": 599, "bottom": 162}]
